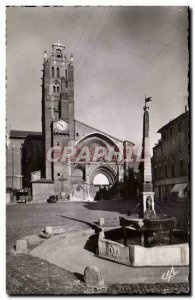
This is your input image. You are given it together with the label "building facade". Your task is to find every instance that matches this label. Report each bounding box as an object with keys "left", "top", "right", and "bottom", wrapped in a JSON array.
[
  {"left": 6, "top": 130, "right": 42, "bottom": 190},
  {"left": 7, "top": 41, "right": 135, "bottom": 202},
  {"left": 39, "top": 41, "right": 134, "bottom": 201},
  {"left": 152, "top": 109, "right": 189, "bottom": 202}
]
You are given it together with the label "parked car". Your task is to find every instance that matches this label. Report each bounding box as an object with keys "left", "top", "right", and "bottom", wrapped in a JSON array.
[
  {"left": 47, "top": 195, "right": 58, "bottom": 203},
  {"left": 16, "top": 191, "right": 28, "bottom": 203}
]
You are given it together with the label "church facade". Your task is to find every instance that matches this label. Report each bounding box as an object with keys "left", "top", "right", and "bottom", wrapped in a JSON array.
[{"left": 7, "top": 41, "right": 135, "bottom": 202}]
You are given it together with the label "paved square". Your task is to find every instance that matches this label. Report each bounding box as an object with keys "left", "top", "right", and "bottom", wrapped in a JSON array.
[{"left": 6, "top": 201, "right": 189, "bottom": 294}]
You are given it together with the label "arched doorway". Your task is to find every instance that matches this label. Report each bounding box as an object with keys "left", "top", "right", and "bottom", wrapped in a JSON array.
[
  {"left": 93, "top": 173, "right": 110, "bottom": 200},
  {"left": 89, "top": 165, "right": 117, "bottom": 200},
  {"left": 71, "top": 131, "right": 121, "bottom": 201},
  {"left": 93, "top": 173, "right": 109, "bottom": 186}
]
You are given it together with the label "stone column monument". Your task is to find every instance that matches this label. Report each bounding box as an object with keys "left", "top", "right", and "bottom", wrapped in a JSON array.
[{"left": 140, "top": 97, "right": 155, "bottom": 218}]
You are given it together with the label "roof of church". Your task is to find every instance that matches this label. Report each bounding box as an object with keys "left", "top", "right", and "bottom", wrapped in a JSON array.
[
  {"left": 75, "top": 120, "right": 129, "bottom": 144},
  {"left": 10, "top": 130, "right": 42, "bottom": 139},
  {"left": 9, "top": 121, "right": 134, "bottom": 145}
]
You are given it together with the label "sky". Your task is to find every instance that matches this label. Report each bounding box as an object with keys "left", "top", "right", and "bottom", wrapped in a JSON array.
[{"left": 6, "top": 6, "right": 189, "bottom": 151}]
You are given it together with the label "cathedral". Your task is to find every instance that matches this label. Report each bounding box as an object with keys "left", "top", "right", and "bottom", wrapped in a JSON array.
[{"left": 7, "top": 41, "right": 135, "bottom": 202}]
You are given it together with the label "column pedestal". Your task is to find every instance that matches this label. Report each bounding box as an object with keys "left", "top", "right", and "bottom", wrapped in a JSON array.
[{"left": 142, "top": 191, "right": 156, "bottom": 218}]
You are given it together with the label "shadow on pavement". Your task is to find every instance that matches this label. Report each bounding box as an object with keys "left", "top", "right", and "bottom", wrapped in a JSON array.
[
  {"left": 73, "top": 272, "right": 84, "bottom": 283},
  {"left": 82, "top": 200, "right": 138, "bottom": 215},
  {"left": 59, "top": 215, "right": 100, "bottom": 232}
]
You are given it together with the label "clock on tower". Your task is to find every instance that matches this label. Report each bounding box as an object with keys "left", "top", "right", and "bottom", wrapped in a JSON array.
[{"left": 56, "top": 120, "right": 68, "bottom": 131}]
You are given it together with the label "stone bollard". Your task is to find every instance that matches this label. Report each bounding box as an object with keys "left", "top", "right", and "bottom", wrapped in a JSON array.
[
  {"left": 45, "top": 226, "right": 53, "bottom": 235},
  {"left": 99, "top": 218, "right": 104, "bottom": 227},
  {"left": 84, "top": 266, "right": 105, "bottom": 287},
  {"left": 15, "top": 239, "right": 28, "bottom": 254}
]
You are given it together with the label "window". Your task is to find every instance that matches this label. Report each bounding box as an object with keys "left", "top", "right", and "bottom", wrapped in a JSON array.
[
  {"left": 51, "top": 67, "right": 55, "bottom": 77},
  {"left": 57, "top": 67, "right": 60, "bottom": 78},
  {"left": 154, "top": 168, "right": 157, "bottom": 180},
  {"left": 65, "top": 69, "right": 68, "bottom": 87},
  {"left": 53, "top": 83, "right": 60, "bottom": 94},
  {"left": 164, "top": 165, "right": 167, "bottom": 178},
  {"left": 170, "top": 127, "right": 173, "bottom": 156},
  {"left": 171, "top": 164, "right": 175, "bottom": 177},
  {"left": 164, "top": 185, "right": 168, "bottom": 201},
  {"left": 57, "top": 173, "right": 60, "bottom": 176},
  {"left": 178, "top": 122, "right": 182, "bottom": 133},
  {"left": 159, "top": 166, "right": 163, "bottom": 178},
  {"left": 57, "top": 142, "right": 60, "bottom": 146},
  {"left": 158, "top": 187, "right": 162, "bottom": 201},
  {"left": 162, "top": 131, "right": 166, "bottom": 141},
  {"left": 178, "top": 122, "right": 182, "bottom": 153},
  {"left": 56, "top": 49, "right": 62, "bottom": 58},
  {"left": 180, "top": 160, "right": 184, "bottom": 176},
  {"left": 178, "top": 136, "right": 182, "bottom": 153},
  {"left": 170, "top": 127, "right": 173, "bottom": 137},
  {"left": 76, "top": 133, "right": 79, "bottom": 137}
]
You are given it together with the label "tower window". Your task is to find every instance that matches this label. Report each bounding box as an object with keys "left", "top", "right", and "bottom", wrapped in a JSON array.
[
  {"left": 57, "top": 67, "right": 60, "bottom": 78},
  {"left": 56, "top": 49, "right": 62, "bottom": 58},
  {"left": 53, "top": 83, "right": 60, "bottom": 94},
  {"left": 51, "top": 67, "right": 55, "bottom": 77}
]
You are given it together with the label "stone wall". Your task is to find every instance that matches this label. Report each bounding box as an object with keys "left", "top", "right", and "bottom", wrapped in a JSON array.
[
  {"left": 6, "top": 134, "right": 42, "bottom": 190},
  {"left": 32, "top": 181, "right": 54, "bottom": 202}
]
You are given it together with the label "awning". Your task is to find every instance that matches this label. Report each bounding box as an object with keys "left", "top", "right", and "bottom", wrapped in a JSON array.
[{"left": 171, "top": 183, "right": 188, "bottom": 193}]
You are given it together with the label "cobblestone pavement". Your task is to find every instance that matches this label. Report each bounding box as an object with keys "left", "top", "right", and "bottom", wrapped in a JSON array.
[
  {"left": 6, "top": 201, "right": 190, "bottom": 295},
  {"left": 6, "top": 254, "right": 189, "bottom": 295}
]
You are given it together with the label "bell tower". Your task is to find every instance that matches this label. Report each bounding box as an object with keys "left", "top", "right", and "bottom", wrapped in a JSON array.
[{"left": 42, "top": 41, "right": 75, "bottom": 182}]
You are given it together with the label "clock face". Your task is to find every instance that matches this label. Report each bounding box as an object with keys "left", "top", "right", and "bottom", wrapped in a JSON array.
[{"left": 56, "top": 120, "right": 68, "bottom": 131}]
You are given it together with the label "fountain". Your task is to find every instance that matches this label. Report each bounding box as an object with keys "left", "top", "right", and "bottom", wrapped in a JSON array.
[{"left": 98, "top": 98, "right": 189, "bottom": 267}]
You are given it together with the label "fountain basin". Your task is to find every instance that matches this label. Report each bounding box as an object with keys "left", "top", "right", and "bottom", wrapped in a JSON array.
[
  {"left": 120, "top": 215, "right": 176, "bottom": 247},
  {"left": 97, "top": 214, "right": 189, "bottom": 267},
  {"left": 98, "top": 237, "right": 189, "bottom": 267}
]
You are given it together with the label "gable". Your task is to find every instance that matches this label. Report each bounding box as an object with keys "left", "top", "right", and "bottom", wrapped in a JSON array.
[{"left": 75, "top": 120, "right": 127, "bottom": 146}]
